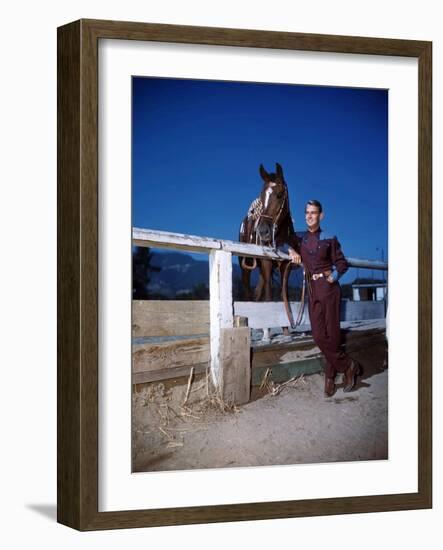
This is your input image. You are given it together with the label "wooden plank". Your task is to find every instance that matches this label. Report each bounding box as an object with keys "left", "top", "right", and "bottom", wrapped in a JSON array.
[
  {"left": 133, "top": 227, "right": 221, "bottom": 252},
  {"left": 209, "top": 250, "right": 233, "bottom": 389},
  {"left": 252, "top": 346, "right": 322, "bottom": 369},
  {"left": 132, "top": 299, "right": 386, "bottom": 339},
  {"left": 132, "top": 337, "right": 209, "bottom": 373},
  {"left": 252, "top": 327, "right": 386, "bottom": 367},
  {"left": 252, "top": 358, "right": 324, "bottom": 386},
  {"left": 220, "top": 327, "right": 251, "bottom": 405},
  {"left": 133, "top": 227, "right": 387, "bottom": 269},
  {"left": 235, "top": 301, "right": 386, "bottom": 329},
  {"left": 130, "top": 322, "right": 386, "bottom": 388},
  {"left": 132, "top": 300, "right": 209, "bottom": 337},
  {"left": 346, "top": 257, "right": 388, "bottom": 270},
  {"left": 221, "top": 239, "right": 290, "bottom": 260},
  {"left": 132, "top": 363, "right": 208, "bottom": 385},
  {"left": 131, "top": 329, "right": 387, "bottom": 386},
  {"left": 235, "top": 301, "right": 309, "bottom": 329}
]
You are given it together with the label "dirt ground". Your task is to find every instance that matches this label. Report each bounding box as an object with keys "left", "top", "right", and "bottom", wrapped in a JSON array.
[{"left": 132, "top": 353, "right": 388, "bottom": 472}]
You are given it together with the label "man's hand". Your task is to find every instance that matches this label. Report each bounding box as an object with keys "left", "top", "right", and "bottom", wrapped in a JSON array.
[{"left": 288, "top": 248, "right": 302, "bottom": 265}]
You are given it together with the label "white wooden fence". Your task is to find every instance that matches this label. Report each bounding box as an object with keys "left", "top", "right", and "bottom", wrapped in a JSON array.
[{"left": 133, "top": 227, "right": 388, "bottom": 398}]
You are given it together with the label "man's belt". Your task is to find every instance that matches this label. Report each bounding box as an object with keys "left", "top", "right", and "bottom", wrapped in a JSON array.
[{"left": 311, "top": 270, "right": 332, "bottom": 281}]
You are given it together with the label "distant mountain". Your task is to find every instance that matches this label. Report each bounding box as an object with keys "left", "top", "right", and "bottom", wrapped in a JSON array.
[
  {"left": 145, "top": 250, "right": 304, "bottom": 300},
  {"left": 148, "top": 252, "right": 210, "bottom": 297},
  {"left": 136, "top": 249, "right": 385, "bottom": 301}
]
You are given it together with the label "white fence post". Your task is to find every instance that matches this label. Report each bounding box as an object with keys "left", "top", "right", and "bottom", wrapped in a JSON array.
[{"left": 209, "top": 249, "right": 234, "bottom": 391}]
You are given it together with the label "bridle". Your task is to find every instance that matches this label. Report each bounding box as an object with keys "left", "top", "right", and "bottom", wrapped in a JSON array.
[{"left": 255, "top": 182, "right": 288, "bottom": 249}]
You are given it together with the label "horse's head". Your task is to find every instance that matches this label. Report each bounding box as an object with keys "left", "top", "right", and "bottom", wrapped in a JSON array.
[{"left": 256, "top": 163, "right": 289, "bottom": 246}]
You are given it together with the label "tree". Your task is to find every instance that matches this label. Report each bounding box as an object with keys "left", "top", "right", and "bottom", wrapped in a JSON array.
[
  {"left": 132, "top": 246, "right": 161, "bottom": 299},
  {"left": 191, "top": 282, "right": 209, "bottom": 299}
]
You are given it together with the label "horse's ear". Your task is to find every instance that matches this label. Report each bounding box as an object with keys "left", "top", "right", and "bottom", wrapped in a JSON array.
[
  {"left": 276, "top": 163, "right": 284, "bottom": 179},
  {"left": 260, "top": 164, "right": 269, "bottom": 182}
]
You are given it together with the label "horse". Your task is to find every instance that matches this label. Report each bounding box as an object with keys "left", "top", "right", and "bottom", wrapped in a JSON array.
[{"left": 239, "top": 163, "right": 295, "bottom": 307}]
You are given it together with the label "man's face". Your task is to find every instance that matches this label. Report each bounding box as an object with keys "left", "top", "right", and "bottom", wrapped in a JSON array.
[{"left": 305, "top": 205, "right": 322, "bottom": 231}]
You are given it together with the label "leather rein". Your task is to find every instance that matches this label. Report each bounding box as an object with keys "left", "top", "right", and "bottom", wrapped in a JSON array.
[
  {"left": 241, "top": 185, "right": 305, "bottom": 328},
  {"left": 241, "top": 184, "right": 288, "bottom": 271}
]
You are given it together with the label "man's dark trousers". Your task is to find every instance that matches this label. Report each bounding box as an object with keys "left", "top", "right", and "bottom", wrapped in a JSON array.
[{"left": 308, "top": 278, "right": 352, "bottom": 379}]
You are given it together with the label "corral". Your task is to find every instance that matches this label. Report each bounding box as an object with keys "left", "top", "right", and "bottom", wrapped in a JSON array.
[{"left": 132, "top": 228, "right": 388, "bottom": 472}]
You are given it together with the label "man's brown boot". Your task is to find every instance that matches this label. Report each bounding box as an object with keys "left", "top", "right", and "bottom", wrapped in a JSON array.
[
  {"left": 343, "top": 360, "right": 362, "bottom": 392},
  {"left": 324, "top": 376, "right": 336, "bottom": 397}
]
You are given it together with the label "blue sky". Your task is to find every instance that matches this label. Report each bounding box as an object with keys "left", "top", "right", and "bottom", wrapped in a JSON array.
[{"left": 132, "top": 77, "right": 388, "bottom": 281}]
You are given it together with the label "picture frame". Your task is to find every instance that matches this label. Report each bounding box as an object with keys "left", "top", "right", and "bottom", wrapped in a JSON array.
[{"left": 57, "top": 18, "right": 432, "bottom": 531}]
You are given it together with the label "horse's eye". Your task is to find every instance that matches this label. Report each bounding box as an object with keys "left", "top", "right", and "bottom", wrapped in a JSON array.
[{"left": 276, "top": 192, "right": 284, "bottom": 199}]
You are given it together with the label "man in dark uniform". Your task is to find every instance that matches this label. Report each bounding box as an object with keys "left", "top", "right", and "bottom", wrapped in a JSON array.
[{"left": 286, "top": 200, "right": 361, "bottom": 397}]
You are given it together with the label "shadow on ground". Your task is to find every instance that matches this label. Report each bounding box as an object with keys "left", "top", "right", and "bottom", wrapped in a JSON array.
[{"left": 26, "top": 504, "right": 57, "bottom": 522}]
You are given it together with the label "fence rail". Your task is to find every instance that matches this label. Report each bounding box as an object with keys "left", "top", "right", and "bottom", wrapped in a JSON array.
[{"left": 133, "top": 227, "right": 388, "bottom": 270}]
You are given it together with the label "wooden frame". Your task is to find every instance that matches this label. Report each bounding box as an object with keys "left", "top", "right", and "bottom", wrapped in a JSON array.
[{"left": 57, "top": 18, "right": 432, "bottom": 531}]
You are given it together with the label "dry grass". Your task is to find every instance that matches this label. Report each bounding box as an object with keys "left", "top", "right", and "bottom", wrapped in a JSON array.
[
  {"left": 259, "top": 368, "right": 306, "bottom": 396},
  {"left": 133, "top": 368, "right": 240, "bottom": 451},
  {"left": 181, "top": 368, "right": 240, "bottom": 416}
]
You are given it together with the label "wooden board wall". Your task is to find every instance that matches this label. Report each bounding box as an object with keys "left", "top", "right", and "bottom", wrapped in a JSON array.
[
  {"left": 133, "top": 336, "right": 210, "bottom": 374},
  {"left": 132, "top": 300, "right": 210, "bottom": 337},
  {"left": 132, "top": 300, "right": 385, "bottom": 337}
]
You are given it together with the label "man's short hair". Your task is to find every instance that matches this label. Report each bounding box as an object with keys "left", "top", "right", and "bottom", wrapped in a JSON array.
[{"left": 305, "top": 199, "right": 323, "bottom": 213}]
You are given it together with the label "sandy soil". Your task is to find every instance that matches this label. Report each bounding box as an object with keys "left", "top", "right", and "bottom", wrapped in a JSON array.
[{"left": 132, "top": 357, "right": 388, "bottom": 472}]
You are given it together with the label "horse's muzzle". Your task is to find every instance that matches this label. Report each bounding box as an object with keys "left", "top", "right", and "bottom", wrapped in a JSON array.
[{"left": 257, "top": 222, "right": 272, "bottom": 244}]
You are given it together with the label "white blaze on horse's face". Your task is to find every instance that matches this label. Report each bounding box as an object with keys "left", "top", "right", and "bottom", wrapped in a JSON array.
[{"left": 264, "top": 182, "right": 276, "bottom": 209}]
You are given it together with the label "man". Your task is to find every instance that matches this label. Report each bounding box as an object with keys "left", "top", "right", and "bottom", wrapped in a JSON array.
[{"left": 285, "top": 200, "right": 361, "bottom": 397}]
